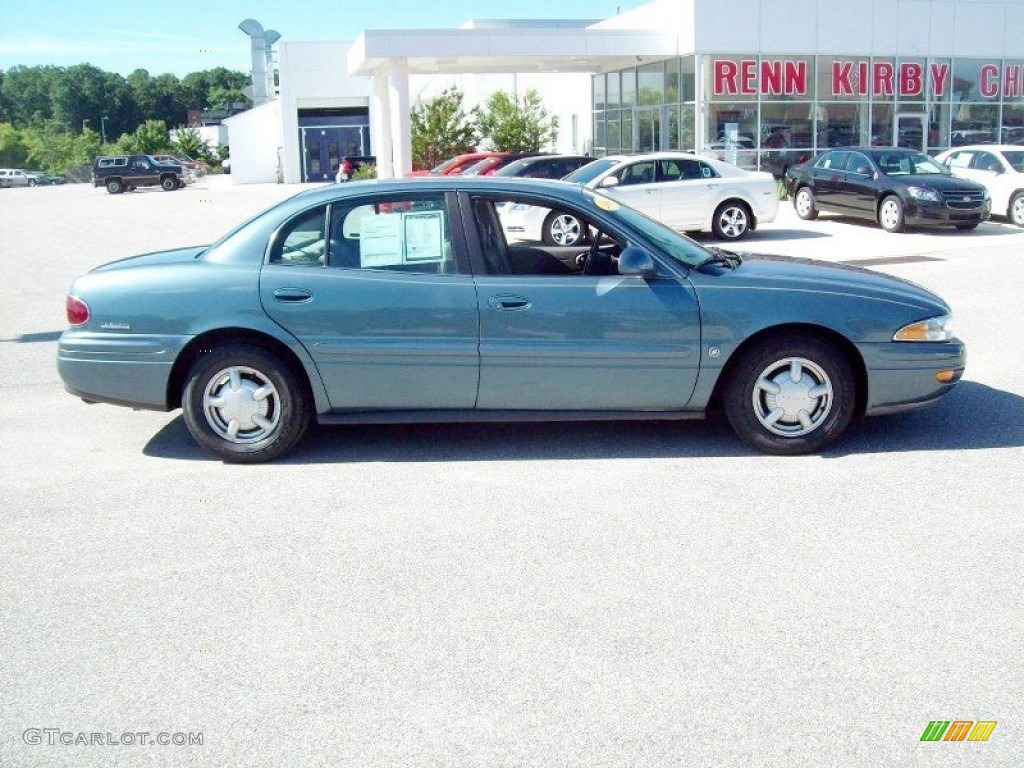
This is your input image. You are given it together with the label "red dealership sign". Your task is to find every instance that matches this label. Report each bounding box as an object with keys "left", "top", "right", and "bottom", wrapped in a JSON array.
[{"left": 712, "top": 59, "right": 1024, "bottom": 99}]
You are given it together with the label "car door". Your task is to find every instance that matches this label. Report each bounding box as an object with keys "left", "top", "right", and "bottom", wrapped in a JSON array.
[
  {"left": 601, "top": 160, "right": 661, "bottom": 219},
  {"left": 462, "top": 192, "right": 702, "bottom": 411},
  {"left": 259, "top": 191, "right": 481, "bottom": 410},
  {"left": 837, "top": 151, "right": 879, "bottom": 216},
  {"left": 969, "top": 151, "right": 1010, "bottom": 210},
  {"left": 655, "top": 158, "right": 717, "bottom": 229},
  {"left": 812, "top": 151, "right": 852, "bottom": 210}
]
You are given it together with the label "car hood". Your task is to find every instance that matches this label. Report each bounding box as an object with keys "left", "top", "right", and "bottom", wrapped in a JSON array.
[
  {"left": 885, "top": 174, "right": 985, "bottom": 191},
  {"left": 90, "top": 246, "right": 207, "bottom": 273},
  {"left": 711, "top": 253, "right": 948, "bottom": 314}
]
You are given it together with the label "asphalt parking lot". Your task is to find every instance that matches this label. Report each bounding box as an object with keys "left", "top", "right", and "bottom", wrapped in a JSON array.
[{"left": 2, "top": 177, "right": 1022, "bottom": 767}]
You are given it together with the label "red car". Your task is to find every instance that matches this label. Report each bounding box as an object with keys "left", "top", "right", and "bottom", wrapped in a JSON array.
[{"left": 406, "top": 151, "right": 507, "bottom": 178}]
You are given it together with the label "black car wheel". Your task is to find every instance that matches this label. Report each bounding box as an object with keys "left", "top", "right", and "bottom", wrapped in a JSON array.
[
  {"left": 712, "top": 200, "right": 751, "bottom": 241},
  {"left": 542, "top": 211, "right": 586, "bottom": 246},
  {"left": 161, "top": 176, "right": 178, "bottom": 192},
  {"left": 1010, "top": 191, "right": 1024, "bottom": 228},
  {"left": 105, "top": 179, "right": 124, "bottom": 194},
  {"left": 182, "top": 344, "right": 310, "bottom": 463},
  {"left": 28, "top": 179, "right": 37, "bottom": 187},
  {"left": 878, "top": 195, "right": 905, "bottom": 233},
  {"left": 723, "top": 334, "right": 856, "bottom": 455},
  {"left": 794, "top": 187, "right": 818, "bottom": 220}
]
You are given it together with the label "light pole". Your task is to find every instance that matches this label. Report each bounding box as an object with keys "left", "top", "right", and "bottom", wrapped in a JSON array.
[{"left": 100, "top": 116, "right": 109, "bottom": 145}]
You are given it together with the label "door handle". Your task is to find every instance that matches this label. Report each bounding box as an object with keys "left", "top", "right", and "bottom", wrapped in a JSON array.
[
  {"left": 645, "top": 188, "right": 659, "bottom": 194},
  {"left": 488, "top": 294, "right": 531, "bottom": 311},
  {"left": 273, "top": 288, "right": 314, "bottom": 303}
]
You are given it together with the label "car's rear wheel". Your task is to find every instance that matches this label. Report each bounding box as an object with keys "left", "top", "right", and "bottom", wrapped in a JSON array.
[
  {"left": 794, "top": 186, "right": 818, "bottom": 220},
  {"left": 161, "top": 176, "right": 178, "bottom": 191},
  {"left": 878, "top": 195, "right": 905, "bottom": 232},
  {"left": 106, "top": 179, "right": 124, "bottom": 194},
  {"left": 723, "top": 335, "right": 856, "bottom": 455},
  {"left": 28, "top": 178, "right": 37, "bottom": 187},
  {"left": 542, "top": 211, "right": 586, "bottom": 246},
  {"left": 712, "top": 200, "right": 751, "bottom": 240},
  {"left": 1010, "top": 191, "right": 1024, "bottom": 227},
  {"left": 182, "top": 345, "right": 310, "bottom": 463}
]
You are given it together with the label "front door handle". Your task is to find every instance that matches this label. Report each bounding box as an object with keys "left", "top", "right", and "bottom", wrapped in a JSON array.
[
  {"left": 273, "top": 288, "right": 314, "bottom": 303},
  {"left": 488, "top": 294, "right": 531, "bottom": 311}
]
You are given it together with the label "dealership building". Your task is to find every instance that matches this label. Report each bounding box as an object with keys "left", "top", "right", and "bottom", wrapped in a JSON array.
[{"left": 227, "top": 0, "right": 1023, "bottom": 182}]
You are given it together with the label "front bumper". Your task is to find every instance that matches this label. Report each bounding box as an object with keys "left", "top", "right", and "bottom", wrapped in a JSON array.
[
  {"left": 860, "top": 339, "right": 966, "bottom": 415},
  {"left": 904, "top": 198, "right": 990, "bottom": 227}
]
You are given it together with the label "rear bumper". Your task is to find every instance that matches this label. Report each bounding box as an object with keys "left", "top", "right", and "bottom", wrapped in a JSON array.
[{"left": 859, "top": 339, "right": 966, "bottom": 415}]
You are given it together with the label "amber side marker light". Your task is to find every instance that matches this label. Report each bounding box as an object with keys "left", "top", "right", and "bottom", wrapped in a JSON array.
[{"left": 936, "top": 370, "right": 958, "bottom": 383}]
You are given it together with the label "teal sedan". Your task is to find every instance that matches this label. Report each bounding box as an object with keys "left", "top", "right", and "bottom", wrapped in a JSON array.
[{"left": 58, "top": 177, "right": 965, "bottom": 462}]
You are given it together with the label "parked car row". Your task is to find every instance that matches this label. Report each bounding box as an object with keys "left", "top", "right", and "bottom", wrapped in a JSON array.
[
  {"left": 0, "top": 168, "right": 66, "bottom": 187},
  {"left": 784, "top": 144, "right": 1023, "bottom": 232}
]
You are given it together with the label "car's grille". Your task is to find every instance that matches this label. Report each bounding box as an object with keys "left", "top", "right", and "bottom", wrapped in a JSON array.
[{"left": 941, "top": 189, "right": 987, "bottom": 209}]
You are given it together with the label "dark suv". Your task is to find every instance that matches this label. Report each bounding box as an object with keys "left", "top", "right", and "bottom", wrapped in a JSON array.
[{"left": 93, "top": 155, "right": 185, "bottom": 194}]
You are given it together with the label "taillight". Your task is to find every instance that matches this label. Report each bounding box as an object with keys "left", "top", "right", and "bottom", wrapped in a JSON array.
[{"left": 66, "top": 295, "right": 90, "bottom": 326}]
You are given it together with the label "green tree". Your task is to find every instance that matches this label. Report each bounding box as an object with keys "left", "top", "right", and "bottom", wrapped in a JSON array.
[
  {"left": 0, "top": 122, "right": 30, "bottom": 166},
  {"left": 473, "top": 88, "right": 559, "bottom": 153},
  {"left": 410, "top": 86, "right": 478, "bottom": 170},
  {"left": 171, "top": 125, "right": 211, "bottom": 161},
  {"left": 23, "top": 120, "right": 76, "bottom": 171},
  {"left": 131, "top": 119, "right": 169, "bottom": 154}
]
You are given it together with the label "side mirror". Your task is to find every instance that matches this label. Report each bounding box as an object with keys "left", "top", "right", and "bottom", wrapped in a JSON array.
[
  {"left": 599, "top": 175, "right": 620, "bottom": 188},
  {"left": 617, "top": 246, "right": 658, "bottom": 278}
]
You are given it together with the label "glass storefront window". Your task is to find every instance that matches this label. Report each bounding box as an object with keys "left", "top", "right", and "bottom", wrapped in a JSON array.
[
  {"left": 621, "top": 109, "right": 633, "bottom": 150},
  {"left": 606, "top": 112, "right": 621, "bottom": 152},
  {"left": 951, "top": 102, "right": 999, "bottom": 145},
  {"left": 681, "top": 57, "right": 696, "bottom": 101},
  {"left": 681, "top": 104, "right": 695, "bottom": 150},
  {"left": 1002, "top": 104, "right": 1024, "bottom": 143},
  {"left": 815, "top": 103, "right": 866, "bottom": 147},
  {"left": 594, "top": 114, "right": 606, "bottom": 151},
  {"left": 706, "top": 54, "right": 757, "bottom": 102},
  {"left": 871, "top": 58, "right": 896, "bottom": 102},
  {"left": 638, "top": 62, "right": 665, "bottom": 105},
  {"left": 1004, "top": 61, "right": 1024, "bottom": 104},
  {"left": 705, "top": 102, "right": 758, "bottom": 161},
  {"left": 607, "top": 71, "right": 620, "bottom": 110},
  {"left": 953, "top": 59, "right": 994, "bottom": 102},
  {"left": 621, "top": 68, "right": 637, "bottom": 108},
  {"left": 667, "top": 59, "right": 680, "bottom": 103},
  {"left": 871, "top": 103, "right": 893, "bottom": 145},
  {"left": 593, "top": 74, "right": 606, "bottom": 111},
  {"left": 816, "top": 56, "right": 870, "bottom": 101},
  {"left": 929, "top": 58, "right": 952, "bottom": 102},
  {"left": 667, "top": 106, "right": 680, "bottom": 150}
]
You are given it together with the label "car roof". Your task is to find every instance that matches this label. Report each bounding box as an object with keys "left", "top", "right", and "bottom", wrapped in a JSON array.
[
  {"left": 600, "top": 151, "right": 705, "bottom": 163},
  {"left": 938, "top": 144, "right": 1023, "bottom": 152}
]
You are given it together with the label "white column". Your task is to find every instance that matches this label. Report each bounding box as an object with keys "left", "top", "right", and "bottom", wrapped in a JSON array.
[
  {"left": 388, "top": 58, "right": 412, "bottom": 178},
  {"left": 371, "top": 69, "right": 393, "bottom": 179}
]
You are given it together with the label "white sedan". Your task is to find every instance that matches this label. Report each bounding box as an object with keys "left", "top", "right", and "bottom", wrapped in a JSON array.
[
  {"left": 934, "top": 145, "right": 1024, "bottom": 227},
  {"left": 501, "top": 152, "right": 778, "bottom": 245}
]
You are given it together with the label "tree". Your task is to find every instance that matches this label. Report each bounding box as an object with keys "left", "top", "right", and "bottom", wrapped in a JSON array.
[
  {"left": 171, "top": 125, "right": 211, "bottom": 161},
  {"left": 131, "top": 119, "right": 169, "bottom": 154},
  {"left": 410, "top": 86, "right": 478, "bottom": 170},
  {"left": 473, "top": 88, "right": 559, "bottom": 153},
  {"left": 0, "top": 122, "right": 30, "bottom": 166}
]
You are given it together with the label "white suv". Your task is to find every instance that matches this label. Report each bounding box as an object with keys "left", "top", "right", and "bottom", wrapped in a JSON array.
[{"left": 934, "top": 145, "right": 1024, "bottom": 228}]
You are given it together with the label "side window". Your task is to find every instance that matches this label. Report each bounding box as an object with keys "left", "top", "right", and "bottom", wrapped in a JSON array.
[
  {"left": 819, "top": 151, "right": 851, "bottom": 171},
  {"left": 658, "top": 160, "right": 684, "bottom": 181},
  {"left": 327, "top": 195, "right": 455, "bottom": 274},
  {"left": 945, "top": 151, "right": 972, "bottom": 169},
  {"left": 973, "top": 152, "right": 1001, "bottom": 172},
  {"left": 617, "top": 161, "right": 656, "bottom": 186},
  {"left": 848, "top": 153, "right": 873, "bottom": 175},
  {"left": 698, "top": 162, "right": 718, "bottom": 179},
  {"left": 270, "top": 206, "right": 326, "bottom": 266}
]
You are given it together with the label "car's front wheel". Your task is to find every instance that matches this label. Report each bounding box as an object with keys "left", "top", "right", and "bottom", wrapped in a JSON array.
[
  {"left": 542, "top": 211, "right": 586, "bottom": 246},
  {"left": 794, "top": 186, "right": 818, "bottom": 220},
  {"left": 712, "top": 200, "right": 752, "bottom": 240},
  {"left": 723, "top": 335, "right": 856, "bottom": 455},
  {"left": 878, "top": 195, "right": 905, "bottom": 233},
  {"left": 182, "top": 345, "right": 310, "bottom": 463},
  {"left": 1010, "top": 191, "right": 1024, "bottom": 228}
]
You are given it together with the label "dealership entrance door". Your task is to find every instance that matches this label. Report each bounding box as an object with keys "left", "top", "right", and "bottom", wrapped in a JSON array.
[
  {"left": 297, "top": 108, "right": 371, "bottom": 182},
  {"left": 894, "top": 114, "right": 926, "bottom": 151}
]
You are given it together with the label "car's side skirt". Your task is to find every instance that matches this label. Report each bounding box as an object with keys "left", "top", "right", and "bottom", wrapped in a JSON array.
[{"left": 318, "top": 409, "right": 705, "bottom": 425}]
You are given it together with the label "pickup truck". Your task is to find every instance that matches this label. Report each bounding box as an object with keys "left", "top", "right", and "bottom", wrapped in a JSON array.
[{"left": 92, "top": 155, "right": 185, "bottom": 194}]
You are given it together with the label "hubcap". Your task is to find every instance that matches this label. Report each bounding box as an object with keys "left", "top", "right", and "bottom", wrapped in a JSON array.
[
  {"left": 549, "top": 214, "right": 582, "bottom": 245},
  {"left": 752, "top": 357, "right": 833, "bottom": 437},
  {"left": 718, "top": 207, "right": 748, "bottom": 238},
  {"left": 880, "top": 200, "right": 900, "bottom": 229},
  {"left": 1012, "top": 196, "right": 1024, "bottom": 227},
  {"left": 203, "top": 366, "right": 280, "bottom": 444},
  {"left": 796, "top": 191, "right": 811, "bottom": 216}
]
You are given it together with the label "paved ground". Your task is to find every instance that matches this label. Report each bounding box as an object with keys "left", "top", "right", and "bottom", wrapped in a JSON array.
[{"left": 2, "top": 177, "right": 1023, "bottom": 767}]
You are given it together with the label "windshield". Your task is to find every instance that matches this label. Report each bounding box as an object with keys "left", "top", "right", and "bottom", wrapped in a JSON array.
[
  {"left": 1002, "top": 151, "right": 1024, "bottom": 172},
  {"left": 583, "top": 189, "right": 708, "bottom": 268},
  {"left": 460, "top": 159, "right": 494, "bottom": 176},
  {"left": 429, "top": 157, "right": 461, "bottom": 175},
  {"left": 876, "top": 151, "right": 948, "bottom": 176},
  {"left": 563, "top": 158, "right": 619, "bottom": 185}
]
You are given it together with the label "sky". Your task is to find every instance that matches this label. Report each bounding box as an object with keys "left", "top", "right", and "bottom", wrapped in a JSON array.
[{"left": 0, "top": 0, "right": 650, "bottom": 78}]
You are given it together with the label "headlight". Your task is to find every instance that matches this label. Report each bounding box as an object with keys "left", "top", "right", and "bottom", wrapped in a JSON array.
[
  {"left": 907, "top": 186, "right": 940, "bottom": 202},
  {"left": 894, "top": 314, "right": 954, "bottom": 342}
]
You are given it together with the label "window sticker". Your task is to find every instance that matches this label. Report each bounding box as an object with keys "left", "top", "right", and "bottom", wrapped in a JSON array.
[
  {"left": 359, "top": 213, "right": 404, "bottom": 268},
  {"left": 404, "top": 211, "right": 444, "bottom": 261}
]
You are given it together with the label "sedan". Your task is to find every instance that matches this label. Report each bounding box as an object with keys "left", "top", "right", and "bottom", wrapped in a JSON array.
[
  {"left": 786, "top": 148, "right": 991, "bottom": 232},
  {"left": 405, "top": 151, "right": 507, "bottom": 178},
  {"left": 934, "top": 145, "right": 1024, "bottom": 228},
  {"left": 561, "top": 152, "right": 779, "bottom": 242},
  {"left": 58, "top": 177, "right": 965, "bottom": 463}
]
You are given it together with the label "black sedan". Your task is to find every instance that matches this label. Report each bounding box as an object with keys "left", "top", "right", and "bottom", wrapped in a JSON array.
[{"left": 785, "top": 148, "right": 991, "bottom": 232}]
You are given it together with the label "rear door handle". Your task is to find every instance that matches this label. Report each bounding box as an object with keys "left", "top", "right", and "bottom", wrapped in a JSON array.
[
  {"left": 488, "top": 294, "right": 531, "bottom": 311},
  {"left": 273, "top": 288, "right": 313, "bottom": 303}
]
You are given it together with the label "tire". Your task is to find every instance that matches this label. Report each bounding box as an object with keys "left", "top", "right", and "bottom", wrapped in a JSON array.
[
  {"left": 794, "top": 186, "right": 818, "bottom": 220},
  {"left": 106, "top": 178, "right": 124, "bottom": 194},
  {"left": 955, "top": 222, "right": 980, "bottom": 231},
  {"left": 1010, "top": 191, "right": 1024, "bottom": 228},
  {"left": 161, "top": 176, "right": 178, "bottom": 191},
  {"left": 28, "top": 179, "right": 37, "bottom": 187},
  {"left": 542, "top": 211, "right": 586, "bottom": 246},
  {"left": 878, "top": 195, "right": 905, "bottom": 233},
  {"left": 182, "top": 344, "right": 310, "bottom": 463},
  {"left": 722, "top": 334, "right": 856, "bottom": 455},
  {"left": 712, "top": 200, "right": 752, "bottom": 241}
]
